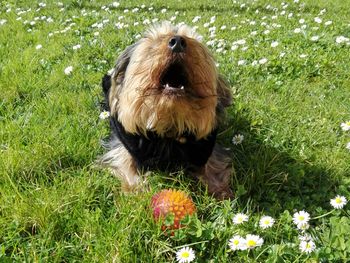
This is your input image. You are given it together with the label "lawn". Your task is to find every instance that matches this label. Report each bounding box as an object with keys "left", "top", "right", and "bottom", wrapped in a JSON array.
[{"left": 1, "top": 0, "right": 350, "bottom": 262}]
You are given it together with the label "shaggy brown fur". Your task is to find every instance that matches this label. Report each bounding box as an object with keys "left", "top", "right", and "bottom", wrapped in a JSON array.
[{"left": 100, "top": 22, "right": 233, "bottom": 199}]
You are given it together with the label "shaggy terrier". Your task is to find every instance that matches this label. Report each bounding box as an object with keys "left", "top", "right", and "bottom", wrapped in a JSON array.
[{"left": 100, "top": 22, "right": 233, "bottom": 199}]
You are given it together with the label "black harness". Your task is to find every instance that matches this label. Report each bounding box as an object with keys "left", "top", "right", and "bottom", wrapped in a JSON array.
[{"left": 110, "top": 117, "right": 217, "bottom": 171}]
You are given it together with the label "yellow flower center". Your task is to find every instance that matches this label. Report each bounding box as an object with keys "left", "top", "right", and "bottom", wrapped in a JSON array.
[
  {"left": 300, "top": 223, "right": 308, "bottom": 229},
  {"left": 306, "top": 243, "right": 311, "bottom": 249},
  {"left": 335, "top": 198, "right": 342, "bottom": 204},
  {"left": 233, "top": 240, "right": 239, "bottom": 245},
  {"left": 346, "top": 121, "right": 350, "bottom": 126},
  {"left": 263, "top": 220, "right": 270, "bottom": 225},
  {"left": 181, "top": 252, "right": 190, "bottom": 258},
  {"left": 298, "top": 216, "right": 305, "bottom": 221},
  {"left": 247, "top": 240, "right": 256, "bottom": 247}
]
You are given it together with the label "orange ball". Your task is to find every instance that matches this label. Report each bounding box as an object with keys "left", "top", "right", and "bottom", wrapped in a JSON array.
[{"left": 151, "top": 189, "right": 196, "bottom": 230}]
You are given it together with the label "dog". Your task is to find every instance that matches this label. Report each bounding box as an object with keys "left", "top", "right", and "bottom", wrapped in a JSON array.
[{"left": 100, "top": 22, "right": 233, "bottom": 200}]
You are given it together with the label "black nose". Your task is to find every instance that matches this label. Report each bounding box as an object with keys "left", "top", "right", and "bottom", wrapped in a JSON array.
[{"left": 168, "top": 36, "right": 186, "bottom": 53}]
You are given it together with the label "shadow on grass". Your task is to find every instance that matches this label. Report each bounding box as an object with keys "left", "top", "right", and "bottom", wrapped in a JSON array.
[{"left": 220, "top": 108, "right": 340, "bottom": 215}]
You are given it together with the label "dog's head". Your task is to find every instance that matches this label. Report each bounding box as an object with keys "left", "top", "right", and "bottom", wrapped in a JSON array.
[{"left": 108, "top": 22, "right": 231, "bottom": 139}]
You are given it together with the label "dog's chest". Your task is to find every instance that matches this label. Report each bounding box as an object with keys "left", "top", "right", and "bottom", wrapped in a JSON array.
[{"left": 113, "top": 119, "right": 217, "bottom": 171}]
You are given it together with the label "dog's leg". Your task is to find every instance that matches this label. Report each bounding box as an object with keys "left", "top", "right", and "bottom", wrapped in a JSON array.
[
  {"left": 100, "top": 141, "right": 142, "bottom": 192},
  {"left": 191, "top": 145, "right": 233, "bottom": 200}
]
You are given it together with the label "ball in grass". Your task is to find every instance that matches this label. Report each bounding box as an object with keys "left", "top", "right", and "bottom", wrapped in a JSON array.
[{"left": 151, "top": 189, "right": 196, "bottom": 230}]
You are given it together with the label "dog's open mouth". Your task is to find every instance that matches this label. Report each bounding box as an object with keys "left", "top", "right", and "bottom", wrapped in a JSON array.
[{"left": 160, "top": 62, "right": 188, "bottom": 93}]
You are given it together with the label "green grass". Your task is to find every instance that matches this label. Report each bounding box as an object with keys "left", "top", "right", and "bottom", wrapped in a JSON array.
[{"left": 1, "top": 0, "right": 350, "bottom": 262}]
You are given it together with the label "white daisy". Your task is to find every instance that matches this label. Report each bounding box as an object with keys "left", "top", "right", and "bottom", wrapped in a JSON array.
[
  {"left": 232, "top": 213, "right": 249, "bottom": 224},
  {"left": 228, "top": 235, "right": 246, "bottom": 251},
  {"left": 336, "top": 36, "right": 349, "bottom": 44},
  {"left": 271, "top": 41, "right": 279, "bottom": 48},
  {"left": 346, "top": 142, "right": 350, "bottom": 151},
  {"left": 64, "top": 66, "right": 73, "bottom": 75},
  {"left": 99, "top": 111, "right": 110, "bottom": 120},
  {"left": 325, "top": 20, "right": 332, "bottom": 26},
  {"left": 237, "top": 60, "right": 246, "bottom": 66},
  {"left": 299, "top": 240, "right": 316, "bottom": 254},
  {"left": 251, "top": 60, "right": 258, "bottom": 66},
  {"left": 111, "top": 2, "right": 120, "bottom": 8},
  {"left": 330, "top": 195, "right": 348, "bottom": 209},
  {"left": 244, "top": 234, "right": 264, "bottom": 249},
  {"left": 259, "top": 216, "right": 275, "bottom": 229},
  {"left": 298, "top": 234, "right": 313, "bottom": 241},
  {"left": 340, "top": 121, "right": 350, "bottom": 131},
  {"left": 232, "top": 134, "right": 244, "bottom": 145},
  {"left": 176, "top": 247, "right": 195, "bottom": 263},
  {"left": 36, "top": 44, "right": 42, "bottom": 50},
  {"left": 236, "top": 39, "right": 246, "bottom": 45},
  {"left": 0, "top": 19, "right": 8, "bottom": 26},
  {"left": 192, "top": 16, "right": 201, "bottom": 23},
  {"left": 259, "top": 58, "right": 268, "bottom": 64},
  {"left": 311, "top": 36, "right": 319, "bottom": 41},
  {"left": 294, "top": 28, "right": 301, "bottom": 33},
  {"left": 210, "top": 16, "right": 216, "bottom": 24},
  {"left": 314, "top": 17, "right": 322, "bottom": 24},
  {"left": 293, "top": 211, "right": 310, "bottom": 226},
  {"left": 296, "top": 222, "right": 310, "bottom": 231},
  {"left": 73, "top": 44, "right": 81, "bottom": 50}
]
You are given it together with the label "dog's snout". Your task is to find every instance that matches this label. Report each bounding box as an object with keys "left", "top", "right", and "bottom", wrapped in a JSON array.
[{"left": 168, "top": 35, "right": 186, "bottom": 53}]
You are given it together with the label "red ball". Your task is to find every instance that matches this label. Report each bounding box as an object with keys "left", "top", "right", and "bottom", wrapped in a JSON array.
[{"left": 151, "top": 189, "right": 196, "bottom": 230}]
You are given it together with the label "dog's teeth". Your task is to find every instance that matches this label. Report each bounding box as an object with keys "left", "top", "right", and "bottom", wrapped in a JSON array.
[
  {"left": 180, "top": 86, "right": 184, "bottom": 90},
  {"left": 165, "top": 83, "right": 170, "bottom": 88}
]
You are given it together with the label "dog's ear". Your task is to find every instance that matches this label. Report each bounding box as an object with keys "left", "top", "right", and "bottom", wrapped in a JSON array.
[
  {"left": 102, "top": 43, "right": 138, "bottom": 107},
  {"left": 101, "top": 74, "right": 112, "bottom": 111},
  {"left": 217, "top": 75, "right": 232, "bottom": 108},
  {"left": 102, "top": 74, "right": 112, "bottom": 98},
  {"left": 112, "top": 43, "right": 137, "bottom": 85}
]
